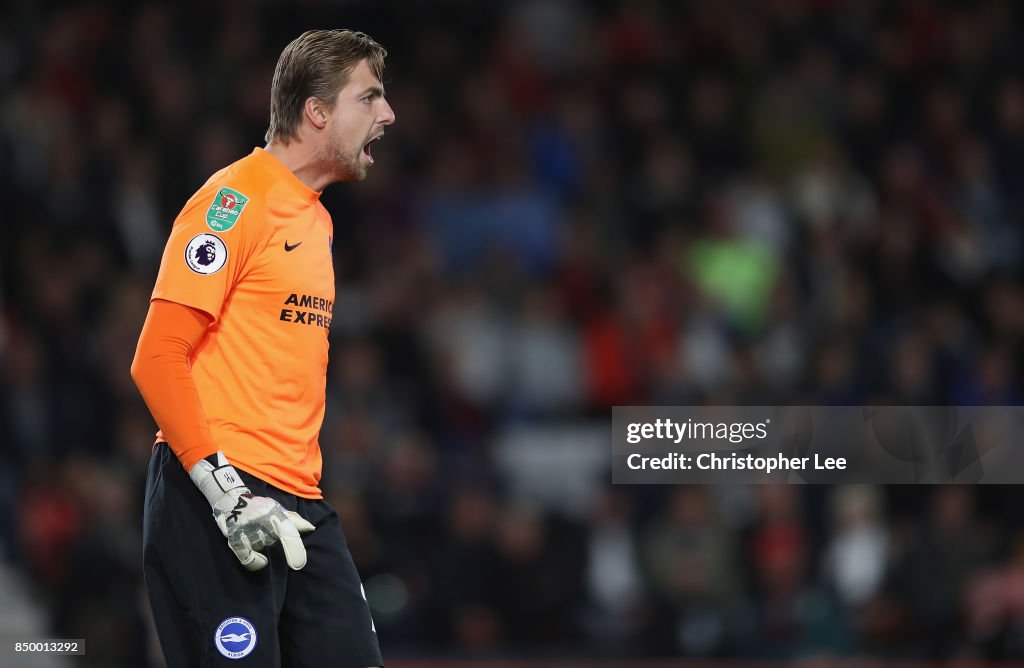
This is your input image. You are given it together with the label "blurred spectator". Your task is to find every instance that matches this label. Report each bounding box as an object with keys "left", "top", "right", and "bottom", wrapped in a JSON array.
[
  {"left": 642, "top": 486, "right": 742, "bottom": 656},
  {"left": 824, "top": 485, "right": 889, "bottom": 612},
  {"left": 581, "top": 488, "right": 646, "bottom": 653}
]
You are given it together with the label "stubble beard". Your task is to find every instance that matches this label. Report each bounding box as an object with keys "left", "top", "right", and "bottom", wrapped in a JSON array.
[{"left": 321, "top": 133, "right": 366, "bottom": 183}]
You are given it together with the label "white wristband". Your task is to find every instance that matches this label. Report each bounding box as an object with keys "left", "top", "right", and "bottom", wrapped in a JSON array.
[{"left": 190, "top": 451, "right": 249, "bottom": 511}]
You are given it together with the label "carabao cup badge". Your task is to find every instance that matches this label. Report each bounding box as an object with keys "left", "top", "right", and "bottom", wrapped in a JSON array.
[{"left": 206, "top": 187, "right": 249, "bottom": 232}]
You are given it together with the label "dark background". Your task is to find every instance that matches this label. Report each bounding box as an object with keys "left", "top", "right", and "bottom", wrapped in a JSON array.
[{"left": 1, "top": 0, "right": 1024, "bottom": 665}]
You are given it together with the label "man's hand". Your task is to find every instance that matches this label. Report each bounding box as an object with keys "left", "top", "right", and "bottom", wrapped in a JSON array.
[{"left": 190, "top": 451, "right": 315, "bottom": 571}]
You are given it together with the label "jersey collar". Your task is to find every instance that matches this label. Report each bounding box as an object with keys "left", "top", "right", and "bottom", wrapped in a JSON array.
[{"left": 251, "top": 147, "right": 322, "bottom": 203}]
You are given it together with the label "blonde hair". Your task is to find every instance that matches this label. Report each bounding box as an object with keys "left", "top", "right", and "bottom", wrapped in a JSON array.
[{"left": 265, "top": 29, "right": 387, "bottom": 144}]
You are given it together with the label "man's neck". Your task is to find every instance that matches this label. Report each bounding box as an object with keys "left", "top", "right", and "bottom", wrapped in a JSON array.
[{"left": 264, "top": 140, "right": 331, "bottom": 192}]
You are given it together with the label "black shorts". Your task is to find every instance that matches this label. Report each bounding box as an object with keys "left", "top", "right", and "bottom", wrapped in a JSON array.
[{"left": 143, "top": 443, "right": 383, "bottom": 667}]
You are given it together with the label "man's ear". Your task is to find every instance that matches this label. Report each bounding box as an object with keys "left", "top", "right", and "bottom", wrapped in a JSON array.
[{"left": 304, "top": 97, "right": 329, "bottom": 131}]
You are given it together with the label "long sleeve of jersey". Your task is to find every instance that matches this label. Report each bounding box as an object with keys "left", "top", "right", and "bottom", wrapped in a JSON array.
[{"left": 131, "top": 298, "right": 218, "bottom": 472}]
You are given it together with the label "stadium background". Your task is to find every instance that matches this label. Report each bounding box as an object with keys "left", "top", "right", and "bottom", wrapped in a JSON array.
[{"left": 2, "top": 0, "right": 1024, "bottom": 666}]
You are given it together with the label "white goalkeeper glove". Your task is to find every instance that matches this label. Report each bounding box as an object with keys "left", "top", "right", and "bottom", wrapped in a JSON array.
[{"left": 190, "top": 451, "right": 315, "bottom": 571}]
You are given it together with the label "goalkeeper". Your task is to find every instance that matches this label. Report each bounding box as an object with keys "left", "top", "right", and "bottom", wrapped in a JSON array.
[{"left": 131, "top": 29, "right": 394, "bottom": 667}]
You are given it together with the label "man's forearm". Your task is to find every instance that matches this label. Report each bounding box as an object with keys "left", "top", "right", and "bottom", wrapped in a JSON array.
[{"left": 131, "top": 299, "right": 218, "bottom": 471}]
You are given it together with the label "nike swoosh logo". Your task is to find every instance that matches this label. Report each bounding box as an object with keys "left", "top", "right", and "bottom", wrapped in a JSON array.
[{"left": 284, "top": 241, "right": 302, "bottom": 252}]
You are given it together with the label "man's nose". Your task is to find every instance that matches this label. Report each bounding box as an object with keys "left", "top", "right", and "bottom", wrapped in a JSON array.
[{"left": 379, "top": 99, "right": 395, "bottom": 126}]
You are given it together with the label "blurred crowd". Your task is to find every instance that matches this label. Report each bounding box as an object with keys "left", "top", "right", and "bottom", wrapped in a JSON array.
[{"left": 2, "top": 0, "right": 1024, "bottom": 664}]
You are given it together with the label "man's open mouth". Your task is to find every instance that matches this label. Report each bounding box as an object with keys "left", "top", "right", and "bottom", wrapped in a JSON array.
[{"left": 362, "top": 135, "right": 382, "bottom": 163}]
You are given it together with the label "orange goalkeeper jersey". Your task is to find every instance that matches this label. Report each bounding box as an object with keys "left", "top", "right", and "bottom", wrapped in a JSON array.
[{"left": 151, "top": 147, "right": 335, "bottom": 498}]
